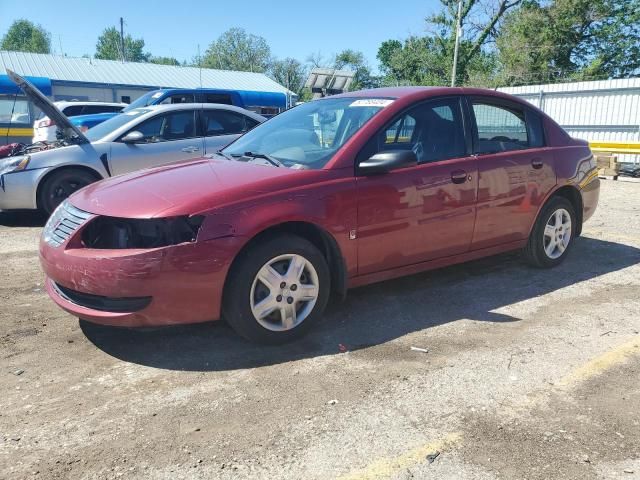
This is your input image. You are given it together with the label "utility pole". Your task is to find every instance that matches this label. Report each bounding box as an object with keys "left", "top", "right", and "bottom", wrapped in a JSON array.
[
  {"left": 119, "top": 17, "right": 126, "bottom": 62},
  {"left": 451, "top": 0, "right": 463, "bottom": 87}
]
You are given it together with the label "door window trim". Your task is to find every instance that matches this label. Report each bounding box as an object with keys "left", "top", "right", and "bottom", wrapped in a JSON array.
[
  {"left": 198, "top": 109, "right": 252, "bottom": 137},
  {"left": 118, "top": 109, "right": 200, "bottom": 143},
  {"left": 355, "top": 95, "right": 472, "bottom": 171},
  {"left": 466, "top": 95, "right": 542, "bottom": 154}
]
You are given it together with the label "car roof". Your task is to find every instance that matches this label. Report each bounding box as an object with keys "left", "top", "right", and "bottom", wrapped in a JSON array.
[
  {"left": 136, "top": 103, "right": 266, "bottom": 119},
  {"left": 329, "top": 86, "right": 541, "bottom": 112},
  {"left": 331, "top": 86, "right": 456, "bottom": 99}
]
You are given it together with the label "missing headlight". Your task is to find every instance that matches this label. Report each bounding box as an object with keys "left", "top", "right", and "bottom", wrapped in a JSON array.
[{"left": 82, "top": 215, "right": 204, "bottom": 249}]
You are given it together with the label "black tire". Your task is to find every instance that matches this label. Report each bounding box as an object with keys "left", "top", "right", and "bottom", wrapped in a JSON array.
[
  {"left": 222, "top": 234, "right": 331, "bottom": 344},
  {"left": 523, "top": 196, "right": 577, "bottom": 268},
  {"left": 38, "top": 169, "right": 98, "bottom": 215}
]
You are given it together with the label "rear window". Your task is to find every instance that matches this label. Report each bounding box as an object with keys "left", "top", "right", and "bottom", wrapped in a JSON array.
[
  {"left": 62, "top": 105, "right": 84, "bottom": 117},
  {"left": 82, "top": 105, "right": 124, "bottom": 115}
]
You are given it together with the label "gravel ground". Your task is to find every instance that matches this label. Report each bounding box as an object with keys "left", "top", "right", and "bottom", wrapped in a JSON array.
[{"left": 1, "top": 180, "right": 639, "bottom": 480}]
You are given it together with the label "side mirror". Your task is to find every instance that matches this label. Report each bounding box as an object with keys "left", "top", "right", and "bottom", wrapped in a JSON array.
[
  {"left": 121, "top": 131, "right": 144, "bottom": 144},
  {"left": 358, "top": 150, "right": 417, "bottom": 176}
]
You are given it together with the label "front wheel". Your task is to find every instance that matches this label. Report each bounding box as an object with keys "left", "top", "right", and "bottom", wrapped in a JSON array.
[
  {"left": 38, "top": 169, "right": 98, "bottom": 215},
  {"left": 523, "top": 196, "right": 577, "bottom": 268},
  {"left": 222, "top": 234, "right": 330, "bottom": 344}
]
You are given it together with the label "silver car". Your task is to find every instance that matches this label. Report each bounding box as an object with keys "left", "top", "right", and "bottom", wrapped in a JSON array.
[{"left": 0, "top": 71, "right": 265, "bottom": 214}]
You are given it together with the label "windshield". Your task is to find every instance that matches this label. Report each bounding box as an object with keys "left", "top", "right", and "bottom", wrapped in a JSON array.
[
  {"left": 223, "top": 97, "right": 392, "bottom": 169},
  {"left": 122, "top": 91, "right": 165, "bottom": 112},
  {"left": 86, "top": 109, "right": 151, "bottom": 141}
]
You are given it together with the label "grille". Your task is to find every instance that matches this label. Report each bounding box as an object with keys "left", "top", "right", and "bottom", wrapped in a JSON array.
[
  {"left": 43, "top": 201, "right": 92, "bottom": 247},
  {"left": 53, "top": 282, "right": 152, "bottom": 312}
]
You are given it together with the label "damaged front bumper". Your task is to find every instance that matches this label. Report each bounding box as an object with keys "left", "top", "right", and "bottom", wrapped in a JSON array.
[
  {"left": 0, "top": 167, "right": 47, "bottom": 210},
  {"left": 39, "top": 203, "right": 243, "bottom": 327}
]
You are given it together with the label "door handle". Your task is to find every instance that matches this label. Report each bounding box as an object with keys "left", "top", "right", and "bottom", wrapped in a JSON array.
[
  {"left": 531, "top": 158, "right": 543, "bottom": 169},
  {"left": 451, "top": 170, "right": 468, "bottom": 184},
  {"left": 181, "top": 146, "right": 200, "bottom": 153}
]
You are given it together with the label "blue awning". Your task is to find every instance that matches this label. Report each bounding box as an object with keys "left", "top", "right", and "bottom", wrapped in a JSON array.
[{"left": 0, "top": 75, "right": 52, "bottom": 96}]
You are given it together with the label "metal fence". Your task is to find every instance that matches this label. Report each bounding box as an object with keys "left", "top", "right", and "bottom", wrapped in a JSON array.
[{"left": 498, "top": 78, "right": 640, "bottom": 163}]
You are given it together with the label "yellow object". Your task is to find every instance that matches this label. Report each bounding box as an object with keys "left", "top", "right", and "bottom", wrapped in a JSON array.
[
  {"left": 337, "top": 432, "right": 462, "bottom": 480},
  {"left": 589, "top": 141, "right": 640, "bottom": 154},
  {"left": 559, "top": 336, "right": 640, "bottom": 387},
  {"left": 0, "top": 127, "right": 33, "bottom": 138}
]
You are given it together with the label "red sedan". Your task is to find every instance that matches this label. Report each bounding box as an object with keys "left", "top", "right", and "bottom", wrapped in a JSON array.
[{"left": 40, "top": 87, "right": 600, "bottom": 344}]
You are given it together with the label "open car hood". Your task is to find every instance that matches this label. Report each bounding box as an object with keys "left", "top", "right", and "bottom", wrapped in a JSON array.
[{"left": 6, "top": 69, "right": 89, "bottom": 144}]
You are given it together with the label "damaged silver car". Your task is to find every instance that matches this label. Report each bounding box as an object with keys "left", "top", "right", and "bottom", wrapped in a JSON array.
[{"left": 0, "top": 70, "right": 265, "bottom": 214}]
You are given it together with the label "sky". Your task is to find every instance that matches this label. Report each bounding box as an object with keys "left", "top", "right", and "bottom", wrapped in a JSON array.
[{"left": 0, "top": 0, "right": 440, "bottom": 72}]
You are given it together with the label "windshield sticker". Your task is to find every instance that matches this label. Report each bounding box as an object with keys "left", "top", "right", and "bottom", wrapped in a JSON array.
[
  {"left": 350, "top": 99, "right": 394, "bottom": 108},
  {"left": 151, "top": 92, "right": 164, "bottom": 99}
]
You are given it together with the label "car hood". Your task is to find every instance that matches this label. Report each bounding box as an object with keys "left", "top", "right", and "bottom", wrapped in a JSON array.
[
  {"left": 6, "top": 69, "right": 89, "bottom": 144},
  {"left": 69, "top": 156, "right": 326, "bottom": 218}
]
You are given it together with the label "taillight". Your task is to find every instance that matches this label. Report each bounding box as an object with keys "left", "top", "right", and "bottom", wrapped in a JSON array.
[{"left": 38, "top": 118, "right": 55, "bottom": 128}]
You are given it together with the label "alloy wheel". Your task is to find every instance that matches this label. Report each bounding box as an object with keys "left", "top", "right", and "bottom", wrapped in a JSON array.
[
  {"left": 543, "top": 208, "right": 572, "bottom": 259},
  {"left": 250, "top": 254, "right": 320, "bottom": 331}
]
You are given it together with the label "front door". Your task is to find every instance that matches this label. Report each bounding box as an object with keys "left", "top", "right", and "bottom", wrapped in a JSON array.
[
  {"left": 109, "top": 109, "right": 204, "bottom": 176},
  {"left": 356, "top": 97, "right": 478, "bottom": 275}
]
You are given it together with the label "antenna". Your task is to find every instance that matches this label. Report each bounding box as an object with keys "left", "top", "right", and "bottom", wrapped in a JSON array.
[
  {"left": 58, "top": 35, "right": 64, "bottom": 56},
  {"left": 119, "top": 17, "right": 126, "bottom": 62}
]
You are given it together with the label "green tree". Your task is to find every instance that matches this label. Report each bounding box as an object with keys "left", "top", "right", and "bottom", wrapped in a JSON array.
[
  {"left": 149, "top": 56, "right": 180, "bottom": 66},
  {"left": 95, "top": 27, "right": 149, "bottom": 62},
  {"left": 203, "top": 28, "right": 271, "bottom": 72},
  {"left": 377, "top": 0, "right": 521, "bottom": 86},
  {"left": 497, "top": 0, "right": 640, "bottom": 84},
  {"left": 270, "top": 57, "right": 307, "bottom": 95},
  {"left": 0, "top": 19, "right": 51, "bottom": 54}
]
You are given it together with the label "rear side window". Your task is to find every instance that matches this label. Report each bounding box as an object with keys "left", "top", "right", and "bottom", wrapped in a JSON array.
[
  {"left": 471, "top": 100, "right": 529, "bottom": 153},
  {"left": 201, "top": 110, "right": 249, "bottom": 136},
  {"left": 526, "top": 110, "right": 545, "bottom": 148},
  {"left": 204, "top": 93, "right": 233, "bottom": 105}
]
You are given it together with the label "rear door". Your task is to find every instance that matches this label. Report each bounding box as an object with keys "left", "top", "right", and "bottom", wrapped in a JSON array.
[
  {"left": 467, "top": 96, "right": 556, "bottom": 249},
  {"left": 108, "top": 108, "right": 204, "bottom": 175},
  {"left": 356, "top": 96, "right": 478, "bottom": 275},
  {"left": 201, "top": 109, "right": 258, "bottom": 153}
]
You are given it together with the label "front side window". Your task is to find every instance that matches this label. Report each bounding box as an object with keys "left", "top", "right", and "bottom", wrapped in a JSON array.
[
  {"left": 123, "top": 91, "right": 160, "bottom": 111},
  {"left": 224, "top": 97, "right": 391, "bottom": 169},
  {"left": 160, "top": 94, "right": 195, "bottom": 105},
  {"left": 359, "top": 97, "right": 466, "bottom": 164},
  {"left": 472, "top": 100, "right": 529, "bottom": 153},
  {"left": 202, "top": 110, "right": 247, "bottom": 136},
  {"left": 0, "top": 96, "right": 31, "bottom": 125},
  {"left": 86, "top": 108, "right": 150, "bottom": 141},
  {"left": 124, "top": 110, "right": 196, "bottom": 143}
]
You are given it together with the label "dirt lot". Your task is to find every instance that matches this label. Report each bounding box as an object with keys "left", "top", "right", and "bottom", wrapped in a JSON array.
[{"left": 1, "top": 180, "right": 639, "bottom": 480}]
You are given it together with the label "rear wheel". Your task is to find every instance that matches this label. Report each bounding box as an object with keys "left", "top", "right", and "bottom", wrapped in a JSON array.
[
  {"left": 523, "top": 196, "right": 577, "bottom": 268},
  {"left": 38, "top": 169, "right": 98, "bottom": 215},
  {"left": 223, "top": 234, "right": 330, "bottom": 344}
]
